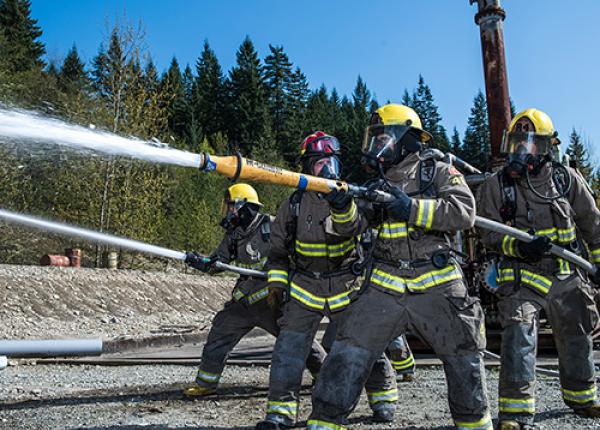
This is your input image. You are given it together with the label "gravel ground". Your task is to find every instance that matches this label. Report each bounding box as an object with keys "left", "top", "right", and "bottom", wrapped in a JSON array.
[{"left": 1, "top": 364, "right": 600, "bottom": 430}]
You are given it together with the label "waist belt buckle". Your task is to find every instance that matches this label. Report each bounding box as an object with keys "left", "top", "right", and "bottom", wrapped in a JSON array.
[
  {"left": 313, "top": 271, "right": 322, "bottom": 280},
  {"left": 399, "top": 260, "right": 411, "bottom": 270}
]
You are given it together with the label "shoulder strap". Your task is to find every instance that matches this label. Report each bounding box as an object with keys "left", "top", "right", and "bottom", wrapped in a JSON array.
[
  {"left": 260, "top": 214, "right": 271, "bottom": 242},
  {"left": 285, "top": 190, "right": 304, "bottom": 253},
  {"left": 498, "top": 170, "right": 517, "bottom": 224},
  {"left": 418, "top": 157, "right": 437, "bottom": 198}
]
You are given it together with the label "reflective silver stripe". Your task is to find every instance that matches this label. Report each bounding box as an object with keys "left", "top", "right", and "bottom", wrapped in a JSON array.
[
  {"left": 455, "top": 414, "right": 493, "bottom": 430},
  {"left": 561, "top": 386, "right": 597, "bottom": 404},
  {"left": 247, "top": 287, "right": 269, "bottom": 305},
  {"left": 499, "top": 397, "right": 535, "bottom": 413},
  {"left": 196, "top": 369, "right": 220, "bottom": 383},
  {"left": 366, "top": 388, "right": 398, "bottom": 404},
  {"left": 266, "top": 400, "right": 298, "bottom": 417}
]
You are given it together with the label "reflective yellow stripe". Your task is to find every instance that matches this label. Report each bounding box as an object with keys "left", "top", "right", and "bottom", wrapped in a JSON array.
[
  {"left": 370, "top": 265, "right": 461, "bottom": 294},
  {"left": 247, "top": 287, "right": 269, "bottom": 305},
  {"left": 502, "top": 235, "right": 518, "bottom": 257},
  {"left": 558, "top": 258, "right": 572, "bottom": 275},
  {"left": 378, "top": 222, "right": 414, "bottom": 239},
  {"left": 196, "top": 369, "right": 220, "bottom": 383},
  {"left": 236, "top": 257, "right": 268, "bottom": 270},
  {"left": 521, "top": 269, "right": 552, "bottom": 295},
  {"left": 455, "top": 413, "right": 493, "bottom": 430},
  {"left": 392, "top": 354, "right": 415, "bottom": 370},
  {"left": 326, "top": 290, "right": 352, "bottom": 311},
  {"left": 232, "top": 289, "right": 245, "bottom": 301},
  {"left": 295, "top": 239, "right": 355, "bottom": 258},
  {"left": 330, "top": 201, "right": 356, "bottom": 224},
  {"left": 366, "top": 388, "right": 398, "bottom": 404},
  {"left": 307, "top": 420, "right": 347, "bottom": 430},
  {"left": 327, "top": 239, "right": 356, "bottom": 257},
  {"left": 561, "top": 386, "right": 598, "bottom": 404},
  {"left": 267, "top": 400, "right": 298, "bottom": 418},
  {"left": 557, "top": 226, "right": 576, "bottom": 242},
  {"left": 499, "top": 397, "right": 535, "bottom": 413},
  {"left": 416, "top": 199, "right": 434, "bottom": 230},
  {"left": 290, "top": 282, "right": 326, "bottom": 310},
  {"left": 496, "top": 268, "right": 515, "bottom": 283},
  {"left": 268, "top": 269, "right": 289, "bottom": 285},
  {"left": 591, "top": 248, "right": 600, "bottom": 264}
]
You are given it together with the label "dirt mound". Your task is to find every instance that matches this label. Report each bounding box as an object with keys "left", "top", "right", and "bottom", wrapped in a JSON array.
[{"left": 0, "top": 265, "right": 235, "bottom": 340}]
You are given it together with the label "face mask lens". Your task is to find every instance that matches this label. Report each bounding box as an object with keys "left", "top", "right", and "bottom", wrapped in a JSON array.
[{"left": 311, "top": 157, "right": 340, "bottom": 179}]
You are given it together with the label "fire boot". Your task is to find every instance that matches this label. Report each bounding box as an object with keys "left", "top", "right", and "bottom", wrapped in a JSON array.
[
  {"left": 371, "top": 402, "right": 396, "bottom": 423},
  {"left": 255, "top": 418, "right": 291, "bottom": 430},
  {"left": 574, "top": 404, "right": 600, "bottom": 418},
  {"left": 497, "top": 420, "right": 536, "bottom": 430},
  {"left": 183, "top": 384, "right": 216, "bottom": 397}
]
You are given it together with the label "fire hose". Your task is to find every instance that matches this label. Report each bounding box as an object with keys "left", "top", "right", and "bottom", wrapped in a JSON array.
[
  {"left": 196, "top": 153, "right": 597, "bottom": 276},
  {"left": 0, "top": 209, "right": 265, "bottom": 279}
]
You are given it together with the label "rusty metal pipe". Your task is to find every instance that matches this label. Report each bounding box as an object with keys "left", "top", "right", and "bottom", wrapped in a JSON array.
[{"left": 470, "top": 0, "right": 512, "bottom": 165}]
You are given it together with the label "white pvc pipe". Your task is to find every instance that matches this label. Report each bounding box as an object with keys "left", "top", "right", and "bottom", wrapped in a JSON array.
[{"left": 0, "top": 339, "right": 103, "bottom": 358}]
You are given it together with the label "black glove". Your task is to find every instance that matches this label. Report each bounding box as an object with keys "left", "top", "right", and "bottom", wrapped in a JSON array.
[
  {"left": 185, "top": 252, "right": 217, "bottom": 272},
  {"left": 324, "top": 189, "right": 352, "bottom": 210},
  {"left": 384, "top": 186, "right": 413, "bottom": 222},
  {"left": 517, "top": 236, "right": 552, "bottom": 262}
]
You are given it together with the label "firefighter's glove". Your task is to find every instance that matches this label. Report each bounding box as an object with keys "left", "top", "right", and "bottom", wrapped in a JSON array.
[
  {"left": 324, "top": 189, "right": 352, "bottom": 210},
  {"left": 517, "top": 236, "right": 552, "bottom": 262},
  {"left": 185, "top": 252, "right": 216, "bottom": 273},
  {"left": 267, "top": 285, "right": 285, "bottom": 309},
  {"left": 385, "top": 186, "right": 413, "bottom": 222}
]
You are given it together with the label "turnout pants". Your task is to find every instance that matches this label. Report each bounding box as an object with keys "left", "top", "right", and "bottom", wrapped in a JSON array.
[
  {"left": 323, "top": 321, "right": 415, "bottom": 376},
  {"left": 497, "top": 274, "right": 599, "bottom": 425},
  {"left": 387, "top": 334, "right": 415, "bottom": 376},
  {"left": 265, "top": 300, "right": 397, "bottom": 426},
  {"left": 194, "top": 299, "right": 326, "bottom": 389},
  {"left": 309, "top": 281, "right": 491, "bottom": 430}
]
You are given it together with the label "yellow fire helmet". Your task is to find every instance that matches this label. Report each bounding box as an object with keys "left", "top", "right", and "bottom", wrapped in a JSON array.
[
  {"left": 226, "top": 183, "right": 262, "bottom": 207},
  {"left": 372, "top": 104, "right": 432, "bottom": 143},
  {"left": 502, "top": 108, "right": 560, "bottom": 157}
]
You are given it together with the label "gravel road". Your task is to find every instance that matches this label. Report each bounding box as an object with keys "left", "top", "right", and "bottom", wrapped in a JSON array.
[{"left": 2, "top": 364, "right": 600, "bottom": 430}]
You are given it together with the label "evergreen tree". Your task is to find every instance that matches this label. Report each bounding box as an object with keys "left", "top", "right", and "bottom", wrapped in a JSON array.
[
  {"left": 193, "top": 40, "right": 225, "bottom": 140},
  {"left": 345, "top": 76, "right": 372, "bottom": 182},
  {"left": 462, "top": 90, "right": 490, "bottom": 171},
  {"left": 450, "top": 127, "right": 462, "bottom": 157},
  {"left": 304, "top": 84, "right": 331, "bottom": 134},
  {"left": 283, "top": 67, "right": 310, "bottom": 162},
  {"left": 264, "top": 44, "right": 293, "bottom": 153},
  {"left": 0, "top": 0, "right": 45, "bottom": 73},
  {"left": 401, "top": 89, "right": 412, "bottom": 107},
  {"left": 226, "top": 37, "right": 271, "bottom": 157},
  {"left": 566, "top": 128, "right": 593, "bottom": 181},
  {"left": 58, "top": 45, "right": 89, "bottom": 94},
  {"left": 411, "top": 75, "right": 450, "bottom": 152},
  {"left": 161, "top": 57, "right": 189, "bottom": 144}
]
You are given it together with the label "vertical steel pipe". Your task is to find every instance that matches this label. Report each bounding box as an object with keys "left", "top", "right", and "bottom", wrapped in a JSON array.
[{"left": 470, "top": 0, "right": 512, "bottom": 165}]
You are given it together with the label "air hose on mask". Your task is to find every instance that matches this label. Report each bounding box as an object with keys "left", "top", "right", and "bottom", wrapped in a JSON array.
[{"left": 524, "top": 161, "right": 572, "bottom": 201}]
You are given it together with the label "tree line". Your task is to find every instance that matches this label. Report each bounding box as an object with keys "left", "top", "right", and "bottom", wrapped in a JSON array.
[{"left": 0, "top": 0, "right": 596, "bottom": 267}]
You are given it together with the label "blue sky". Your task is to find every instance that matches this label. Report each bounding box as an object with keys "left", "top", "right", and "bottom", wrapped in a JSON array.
[{"left": 31, "top": 0, "right": 600, "bottom": 160}]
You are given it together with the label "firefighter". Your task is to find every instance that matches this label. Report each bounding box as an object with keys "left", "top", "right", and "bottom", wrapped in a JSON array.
[
  {"left": 308, "top": 104, "right": 492, "bottom": 430},
  {"left": 477, "top": 108, "right": 600, "bottom": 430},
  {"left": 183, "top": 183, "right": 326, "bottom": 397},
  {"left": 255, "top": 132, "right": 397, "bottom": 429}
]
